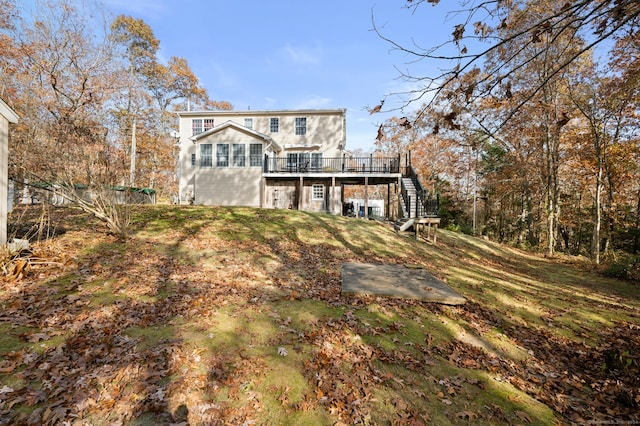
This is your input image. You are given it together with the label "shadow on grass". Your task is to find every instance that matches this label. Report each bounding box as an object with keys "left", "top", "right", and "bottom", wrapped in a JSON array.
[{"left": 1, "top": 206, "right": 637, "bottom": 424}]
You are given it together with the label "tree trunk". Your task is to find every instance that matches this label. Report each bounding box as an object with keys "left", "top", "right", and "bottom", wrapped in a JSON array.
[
  {"left": 545, "top": 123, "right": 561, "bottom": 257},
  {"left": 635, "top": 188, "right": 640, "bottom": 254},
  {"left": 130, "top": 117, "right": 136, "bottom": 187},
  {"left": 592, "top": 164, "right": 603, "bottom": 264}
]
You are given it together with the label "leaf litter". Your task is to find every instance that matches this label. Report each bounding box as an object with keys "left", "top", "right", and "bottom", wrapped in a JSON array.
[{"left": 0, "top": 205, "right": 638, "bottom": 425}]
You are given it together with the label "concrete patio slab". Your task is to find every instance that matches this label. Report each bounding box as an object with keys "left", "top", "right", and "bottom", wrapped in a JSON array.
[{"left": 341, "top": 262, "right": 466, "bottom": 305}]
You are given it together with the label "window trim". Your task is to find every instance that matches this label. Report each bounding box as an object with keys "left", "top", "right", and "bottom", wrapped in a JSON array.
[
  {"left": 295, "top": 117, "right": 307, "bottom": 136},
  {"left": 312, "top": 184, "right": 325, "bottom": 201},
  {"left": 311, "top": 152, "right": 323, "bottom": 171},
  {"left": 192, "top": 119, "right": 203, "bottom": 136},
  {"left": 249, "top": 143, "right": 263, "bottom": 167},
  {"left": 200, "top": 143, "right": 213, "bottom": 167},
  {"left": 270, "top": 117, "right": 279, "bottom": 133},
  {"left": 232, "top": 143, "right": 246, "bottom": 167},
  {"left": 216, "top": 143, "right": 229, "bottom": 167}
]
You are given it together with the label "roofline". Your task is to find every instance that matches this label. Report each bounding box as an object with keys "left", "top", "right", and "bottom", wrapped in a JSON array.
[
  {"left": 177, "top": 108, "right": 346, "bottom": 117},
  {"left": 0, "top": 97, "right": 19, "bottom": 124}
]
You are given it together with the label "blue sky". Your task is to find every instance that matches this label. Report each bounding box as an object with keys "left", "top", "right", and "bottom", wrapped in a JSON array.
[{"left": 96, "top": 1, "right": 456, "bottom": 151}]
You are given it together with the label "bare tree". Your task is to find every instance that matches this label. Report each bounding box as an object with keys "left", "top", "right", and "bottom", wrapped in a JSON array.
[{"left": 374, "top": 0, "right": 640, "bottom": 133}]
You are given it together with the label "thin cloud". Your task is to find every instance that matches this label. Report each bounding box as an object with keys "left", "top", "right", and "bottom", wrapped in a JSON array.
[
  {"left": 278, "top": 43, "right": 323, "bottom": 65},
  {"left": 294, "top": 96, "right": 332, "bottom": 109},
  {"left": 206, "top": 61, "right": 239, "bottom": 92}
]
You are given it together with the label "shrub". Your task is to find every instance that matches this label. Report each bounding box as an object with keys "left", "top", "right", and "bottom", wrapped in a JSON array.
[{"left": 602, "top": 255, "right": 640, "bottom": 282}]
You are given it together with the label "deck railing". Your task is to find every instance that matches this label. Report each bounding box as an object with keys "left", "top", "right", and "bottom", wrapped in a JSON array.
[{"left": 263, "top": 154, "right": 401, "bottom": 174}]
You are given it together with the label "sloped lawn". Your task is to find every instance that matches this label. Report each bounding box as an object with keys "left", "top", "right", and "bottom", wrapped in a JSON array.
[{"left": 0, "top": 205, "right": 638, "bottom": 425}]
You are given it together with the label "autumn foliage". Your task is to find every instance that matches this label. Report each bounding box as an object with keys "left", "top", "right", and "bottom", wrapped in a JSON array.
[
  {"left": 374, "top": 0, "right": 640, "bottom": 265},
  {"left": 0, "top": 0, "right": 231, "bottom": 234}
]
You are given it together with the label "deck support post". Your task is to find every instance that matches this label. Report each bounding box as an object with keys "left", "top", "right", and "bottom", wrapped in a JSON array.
[
  {"left": 298, "top": 176, "right": 303, "bottom": 210},
  {"left": 364, "top": 176, "right": 369, "bottom": 219},
  {"left": 331, "top": 176, "right": 337, "bottom": 214}
]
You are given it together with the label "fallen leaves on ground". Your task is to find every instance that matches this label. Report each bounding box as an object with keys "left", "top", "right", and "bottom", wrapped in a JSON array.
[{"left": 0, "top": 206, "right": 638, "bottom": 425}]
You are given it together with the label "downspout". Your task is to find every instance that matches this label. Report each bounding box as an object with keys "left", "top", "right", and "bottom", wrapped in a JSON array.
[{"left": 191, "top": 135, "right": 197, "bottom": 205}]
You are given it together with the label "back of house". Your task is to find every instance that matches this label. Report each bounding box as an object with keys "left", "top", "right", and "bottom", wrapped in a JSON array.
[{"left": 176, "top": 109, "right": 347, "bottom": 209}]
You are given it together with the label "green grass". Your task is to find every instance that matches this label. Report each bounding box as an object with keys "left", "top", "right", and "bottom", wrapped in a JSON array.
[{"left": 1, "top": 205, "right": 638, "bottom": 425}]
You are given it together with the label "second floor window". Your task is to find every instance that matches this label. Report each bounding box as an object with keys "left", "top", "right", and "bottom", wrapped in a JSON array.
[
  {"left": 244, "top": 118, "right": 253, "bottom": 129},
  {"left": 270, "top": 117, "right": 279, "bottom": 133},
  {"left": 295, "top": 117, "right": 307, "bottom": 136},
  {"left": 192, "top": 119, "right": 203, "bottom": 136},
  {"left": 216, "top": 144, "right": 229, "bottom": 167},
  {"left": 204, "top": 119, "right": 215, "bottom": 131},
  {"left": 200, "top": 144, "right": 212, "bottom": 167}
]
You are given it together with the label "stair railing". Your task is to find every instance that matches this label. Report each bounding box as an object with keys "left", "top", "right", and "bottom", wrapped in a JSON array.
[
  {"left": 405, "top": 164, "right": 440, "bottom": 218},
  {"left": 400, "top": 182, "right": 410, "bottom": 217}
]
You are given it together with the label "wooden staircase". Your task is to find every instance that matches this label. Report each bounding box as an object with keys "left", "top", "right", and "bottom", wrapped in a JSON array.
[
  {"left": 400, "top": 177, "right": 417, "bottom": 218},
  {"left": 394, "top": 163, "right": 441, "bottom": 241}
]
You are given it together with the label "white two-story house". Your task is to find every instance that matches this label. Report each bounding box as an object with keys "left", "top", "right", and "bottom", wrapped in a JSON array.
[{"left": 176, "top": 108, "right": 404, "bottom": 216}]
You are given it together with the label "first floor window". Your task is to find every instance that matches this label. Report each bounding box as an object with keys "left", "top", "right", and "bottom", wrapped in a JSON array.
[
  {"left": 250, "top": 143, "right": 263, "bottom": 167},
  {"left": 312, "top": 184, "right": 325, "bottom": 200},
  {"left": 286, "top": 152, "right": 311, "bottom": 171},
  {"left": 191, "top": 153, "right": 196, "bottom": 166},
  {"left": 299, "top": 153, "right": 310, "bottom": 170},
  {"left": 216, "top": 144, "right": 229, "bottom": 167},
  {"left": 233, "top": 143, "right": 246, "bottom": 167},
  {"left": 311, "top": 153, "right": 323, "bottom": 170},
  {"left": 200, "top": 144, "right": 212, "bottom": 167},
  {"left": 286, "top": 153, "right": 298, "bottom": 170},
  {"left": 192, "top": 119, "right": 203, "bottom": 136}
]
